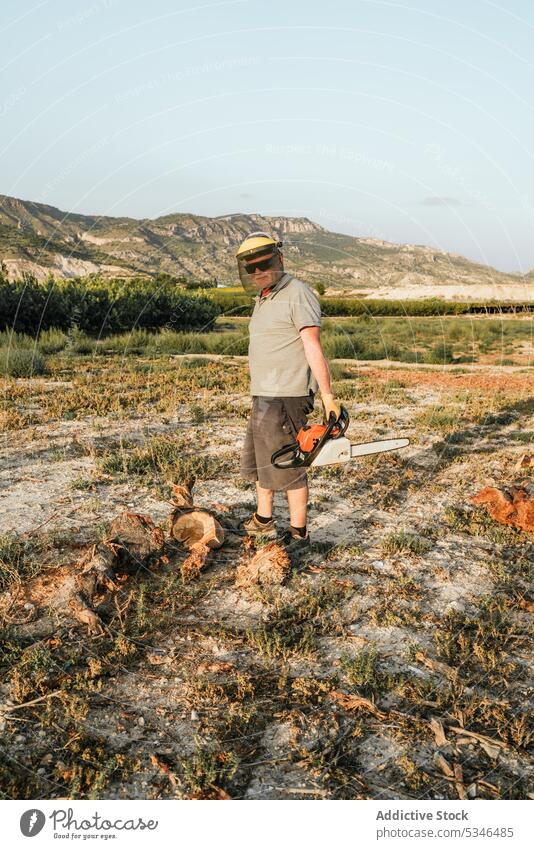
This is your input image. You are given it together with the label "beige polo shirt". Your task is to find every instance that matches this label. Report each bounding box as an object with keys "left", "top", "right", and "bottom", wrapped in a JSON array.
[{"left": 247, "top": 273, "right": 321, "bottom": 397}]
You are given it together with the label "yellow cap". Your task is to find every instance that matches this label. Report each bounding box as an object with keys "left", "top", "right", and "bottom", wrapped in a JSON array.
[{"left": 235, "top": 232, "right": 278, "bottom": 259}]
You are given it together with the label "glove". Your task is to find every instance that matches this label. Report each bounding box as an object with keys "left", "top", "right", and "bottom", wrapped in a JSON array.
[{"left": 321, "top": 393, "right": 341, "bottom": 422}]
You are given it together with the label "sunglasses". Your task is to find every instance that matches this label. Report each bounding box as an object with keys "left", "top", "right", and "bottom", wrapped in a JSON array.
[{"left": 244, "top": 254, "right": 278, "bottom": 274}]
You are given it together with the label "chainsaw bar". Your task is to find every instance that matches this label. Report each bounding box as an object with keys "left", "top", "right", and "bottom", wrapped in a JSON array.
[
  {"left": 350, "top": 437, "right": 410, "bottom": 458},
  {"left": 310, "top": 436, "right": 410, "bottom": 466}
]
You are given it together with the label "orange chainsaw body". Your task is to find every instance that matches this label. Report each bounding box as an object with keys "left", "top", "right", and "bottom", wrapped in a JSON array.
[{"left": 297, "top": 422, "right": 343, "bottom": 453}]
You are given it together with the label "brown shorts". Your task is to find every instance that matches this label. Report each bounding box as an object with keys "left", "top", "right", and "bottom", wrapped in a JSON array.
[{"left": 240, "top": 393, "right": 315, "bottom": 492}]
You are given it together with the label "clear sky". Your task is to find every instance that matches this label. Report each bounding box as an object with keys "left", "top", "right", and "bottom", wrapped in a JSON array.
[{"left": 1, "top": 0, "right": 533, "bottom": 272}]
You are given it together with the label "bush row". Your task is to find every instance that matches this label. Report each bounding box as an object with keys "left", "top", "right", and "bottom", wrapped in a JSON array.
[
  {"left": 319, "top": 297, "right": 534, "bottom": 316},
  {"left": 0, "top": 273, "right": 220, "bottom": 335},
  {"left": 209, "top": 289, "right": 534, "bottom": 317}
]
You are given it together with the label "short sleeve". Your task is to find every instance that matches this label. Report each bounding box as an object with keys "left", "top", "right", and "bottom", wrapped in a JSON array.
[{"left": 291, "top": 283, "right": 321, "bottom": 331}]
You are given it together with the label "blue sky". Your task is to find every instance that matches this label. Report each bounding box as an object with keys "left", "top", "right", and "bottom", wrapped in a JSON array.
[{"left": 1, "top": 0, "right": 533, "bottom": 271}]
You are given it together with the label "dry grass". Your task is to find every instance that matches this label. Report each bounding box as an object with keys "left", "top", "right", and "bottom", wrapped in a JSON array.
[{"left": 1, "top": 343, "right": 533, "bottom": 800}]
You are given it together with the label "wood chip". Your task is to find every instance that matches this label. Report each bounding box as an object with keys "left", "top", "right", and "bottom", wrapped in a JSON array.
[
  {"left": 453, "top": 762, "right": 467, "bottom": 800},
  {"left": 330, "top": 691, "right": 387, "bottom": 720},
  {"left": 181, "top": 542, "right": 211, "bottom": 579},
  {"left": 196, "top": 661, "right": 235, "bottom": 675},
  {"left": 415, "top": 650, "right": 458, "bottom": 680},
  {"left": 170, "top": 481, "right": 195, "bottom": 508},
  {"left": 429, "top": 716, "right": 448, "bottom": 747},
  {"left": 514, "top": 453, "right": 534, "bottom": 472},
  {"left": 434, "top": 752, "right": 454, "bottom": 778}
]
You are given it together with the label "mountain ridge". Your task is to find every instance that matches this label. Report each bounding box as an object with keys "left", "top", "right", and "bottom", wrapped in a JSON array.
[{"left": 0, "top": 194, "right": 531, "bottom": 297}]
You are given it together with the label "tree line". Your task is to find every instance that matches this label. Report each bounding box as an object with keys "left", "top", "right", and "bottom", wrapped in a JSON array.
[{"left": 0, "top": 269, "right": 219, "bottom": 336}]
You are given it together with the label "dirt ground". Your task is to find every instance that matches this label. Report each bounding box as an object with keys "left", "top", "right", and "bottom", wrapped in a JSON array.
[
  {"left": 332, "top": 283, "right": 534, "bottom": 302},
  {"left": 0, "top": 355, "right": 533, "bottom": 800}
]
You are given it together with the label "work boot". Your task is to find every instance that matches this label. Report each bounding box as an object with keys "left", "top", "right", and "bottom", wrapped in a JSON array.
[
  {"left": 279, "top": 526, "right": 311, "bottom": 555},
  {"left": 240, "top": 512, "right": 277, "bottom": 539}
]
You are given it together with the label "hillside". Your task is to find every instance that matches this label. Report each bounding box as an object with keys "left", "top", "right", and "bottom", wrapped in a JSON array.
[{"left": 0, "top": 194, "right": 531, "bottom": 298}]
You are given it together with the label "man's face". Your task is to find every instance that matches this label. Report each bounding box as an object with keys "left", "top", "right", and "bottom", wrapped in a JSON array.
[{"left": 245, "top": 250, "right": 283, "bottom": 290}]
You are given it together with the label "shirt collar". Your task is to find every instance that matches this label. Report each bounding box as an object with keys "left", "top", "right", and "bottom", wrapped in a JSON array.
[{"left": 255, "top": 272, "right": 292, "bottom": 303}]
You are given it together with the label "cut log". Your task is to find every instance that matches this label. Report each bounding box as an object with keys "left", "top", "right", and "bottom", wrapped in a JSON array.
[
  {"left": 169, "top": 509, "right": 224, "bottom": 550},
  {"left": 106, "top": 511, "right": 165, "bottom": 569},
  {"left": 235, "top": 542, "right": 291, "bottom": 588}
]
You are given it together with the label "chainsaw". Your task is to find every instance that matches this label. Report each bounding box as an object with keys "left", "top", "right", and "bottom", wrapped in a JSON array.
[{"left": 271, "top": 405, "right": 409, "bottom": 469}]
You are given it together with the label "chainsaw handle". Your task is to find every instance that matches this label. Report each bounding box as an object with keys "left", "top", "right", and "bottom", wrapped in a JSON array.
[
  {"left": 271, "top": 441, "right": 307, "bottom": 469},
  {"left": 326, "top": 406, "right": 350, "bottom": 438}
]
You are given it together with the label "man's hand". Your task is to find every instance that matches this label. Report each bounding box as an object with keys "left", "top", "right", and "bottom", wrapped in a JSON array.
[{"left": 321, "top": 393, "right": 341, "bottom": 422}]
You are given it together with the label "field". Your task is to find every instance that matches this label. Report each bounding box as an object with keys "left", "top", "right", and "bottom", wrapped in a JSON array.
[
  {"left": 0, "top": 316, "right": 533, "bottom": 800},
  {"left": 2, "top": 313, "right": 533, "bottom": 370}
]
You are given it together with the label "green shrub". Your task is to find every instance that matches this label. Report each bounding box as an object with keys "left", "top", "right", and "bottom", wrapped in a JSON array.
[
  {"left": 37, "top": 328, "right": 68, "bottom": 354},
  {"left": 0, "top": 274, "right": 70, "bottom": 334},
  {"left": 0, "top": 533, "right": 42, "bottom": 591},
  {"left": 98, "top": 434, "right": 233, "bottom": 482},
  {"left": 322, "top": 333, "right": 358, "bottom": 359},
  {"left": 181, "top": 357, "right": 210, "bottom": 368},
  {"left": 208, "top": 290, "right": 252, "bottom": 316},
  {"left": 340, "top": 645, "right": 391, "bottom": 695},
  {"left": 149, "top": 330, "right": 248, "bottom": 356},
  {"left": 329, "top": 362, "right": 354, "bottom": 380},
  {"left": 414, "top": 406, "right": 459, "bottom": 432},
  {"left": 0, "top": 347, "right": 47, "bottom": 377},
  {"left": 0, "top": 330, "right": 35, "bottom": 350},
  {"left": 423, "top": 342, "right": 455, "bottom": 364},
  {"left": 382, "top": 530, "right": 433, "bottom": 556},
  {"left": 190, "top": 404, "right": 205, "bottom": 423},
  {"left": 102, "top": 329, "right": 152, "bottom": 354},
  {"left": 70, "top": 329, "right": 95, "bottom": 354}
]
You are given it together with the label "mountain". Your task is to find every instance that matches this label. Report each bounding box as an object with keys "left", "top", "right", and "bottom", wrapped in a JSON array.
[{"left": 0, "top": 194, "right": 531, "bottom": 298}]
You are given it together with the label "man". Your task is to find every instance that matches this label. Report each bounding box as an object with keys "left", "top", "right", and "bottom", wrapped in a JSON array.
[{"left": 236, "top": 231, "right": 341, "bottom": 553}]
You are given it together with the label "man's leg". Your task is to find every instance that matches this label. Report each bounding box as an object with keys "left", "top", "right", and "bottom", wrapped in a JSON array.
[
  {"left": 287, "top": 483, "right": 308, "bottom": 529},
  {"left": 256, "top": 482, "right": 274, "bottom": 518}
]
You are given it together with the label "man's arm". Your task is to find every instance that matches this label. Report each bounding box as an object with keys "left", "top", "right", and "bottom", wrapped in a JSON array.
[{"left": 300, "top": 326, "right": 340, "bottom": 420}]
